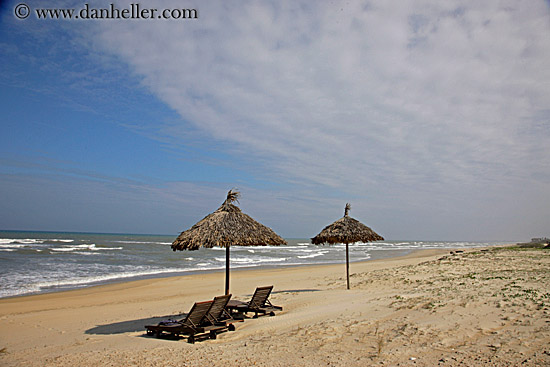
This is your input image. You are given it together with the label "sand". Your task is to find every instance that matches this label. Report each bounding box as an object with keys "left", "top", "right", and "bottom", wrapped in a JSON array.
[{"left": 1, "top": 246, "right": 549, "bottom": 366}]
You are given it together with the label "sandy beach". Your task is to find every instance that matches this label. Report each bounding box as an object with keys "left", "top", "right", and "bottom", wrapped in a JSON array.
[{"left": 1, "top": 246, "right": 549, "bottom": 366}]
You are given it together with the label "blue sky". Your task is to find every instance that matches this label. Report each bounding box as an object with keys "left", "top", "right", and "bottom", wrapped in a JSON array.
[{"left": 1, "top": 0, "right": 549, "bottom": 240}]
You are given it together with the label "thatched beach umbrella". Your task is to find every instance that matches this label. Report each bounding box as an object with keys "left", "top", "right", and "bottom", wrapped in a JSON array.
[
  {"left": 311, "top": 203, "right": 384, "bottom": 290},
  {"left": 171, "top": 190, "right": 287, "bottom": 295}
]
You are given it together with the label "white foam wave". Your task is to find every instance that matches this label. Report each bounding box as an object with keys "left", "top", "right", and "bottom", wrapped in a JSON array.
[
  {"left": 232, "top": 245, "right": 285, "bottom": 250},
  {"left": 297, "top": 251, "right": 328, "bottom": 259},
  {"left": 0, "top": 244, "right": 27, "bottom": 248},
  {"left": 231, "top": 257, "right": 287, "bottom": 264},
  {"left": 50, "top": 244, "right": 123, "bottom": 252},
  {"left": 0, "top": 238, "right": 44, "bottom": 244},
  {"left": 0, "top": 285, "right": 41, "bottom": 298},
  {"left": 34, "top": 267, "right": 193, "bottom": 289},
  {"left": 114, "top": 240, "right": 171, "bottom": 245},
  {"left": 1, "top": 265, "right": 234, "bottom": 298},
  {"left": 114, "top": 240, "right": 149, "bottom": 244},
  {"left": 90, "top": 246, "right": 123, "bottom": 251}
]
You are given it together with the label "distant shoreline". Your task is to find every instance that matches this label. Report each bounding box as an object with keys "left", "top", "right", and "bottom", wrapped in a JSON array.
[
  {"left": 0, "top": 229, "right": 175, "bottom": 237},
  {"left": 0, "top": 229, "right": 520, "bottom": 243}
]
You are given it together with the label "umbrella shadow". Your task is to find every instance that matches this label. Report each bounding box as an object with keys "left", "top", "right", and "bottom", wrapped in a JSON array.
[
  {"left": 233, "top": 288, "right": 321, "bottom": 299},
  {"left": 85, "top": 313, "right": 185, "bottom": 335},
  {"left": 273, "top": 289, "right": 321, "bottom": 294}
]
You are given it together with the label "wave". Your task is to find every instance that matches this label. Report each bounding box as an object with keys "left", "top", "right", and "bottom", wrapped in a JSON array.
[
  {"left": 39, "top": 268, "right": 186, "bottom": 287},
  {"left": 0, "top": 238, "right": 76, "bottom": 245},
  {"left": 287, "top": 248, "right": 318, "bottom": 253},
  {"left": 113, "top": 240, "right": 172, "bottom": 245},
  {"left": 0, "top": 244, "right": 28, "bottom": 248},
  {"left": 49, "top": 244, "right": 123, "bottom": 252},
  {"left": 213, "top": 245, "right": 288, "bottom": 250},
  {"left": 297, "top": 252, "right": 327, "bottom": 259},
  {"left": 231, "top": 257, "right": 288, "bottom": 264},
  {"left": 0, "top": 266, "right": 220, "bottom": 298},
  {"left": 0, "top": 238, "right": 44, "bottom": 244}
]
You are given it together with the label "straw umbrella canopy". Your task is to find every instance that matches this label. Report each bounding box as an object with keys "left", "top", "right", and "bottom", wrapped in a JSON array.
[
  {"left": 311, "top": 203, "right": 383, "bottom": 289},
  {"left": 171, "top": 190, "right": 287, "bottom": 295}
]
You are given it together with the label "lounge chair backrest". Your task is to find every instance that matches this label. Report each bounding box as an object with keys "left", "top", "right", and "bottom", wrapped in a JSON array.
[
  {"left": 182, "top": 300, "right": 213, "bottom": 327},
  {"left": 249, "top": 286, "right": 273, "bottom": 308},
  {"left": 207, "top": 294, "right": 232, "bottom": 322}
]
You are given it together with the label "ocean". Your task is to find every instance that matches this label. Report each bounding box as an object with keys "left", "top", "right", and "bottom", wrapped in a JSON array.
[{"left": 0, "top": 230, "right": 511, "bottom": 299}]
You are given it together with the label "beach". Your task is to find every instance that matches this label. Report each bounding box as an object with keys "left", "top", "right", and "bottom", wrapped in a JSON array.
[{"left": 1, "top": 246, "right": 549, "bottom": 366}]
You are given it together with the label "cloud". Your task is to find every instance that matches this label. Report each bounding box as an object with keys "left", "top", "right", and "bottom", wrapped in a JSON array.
[
  {"left": 85, "top": 1, "right": 549, "bottom": 188},
  {"left": 70, "top": 0, "right": 548, "bottom": 239}
]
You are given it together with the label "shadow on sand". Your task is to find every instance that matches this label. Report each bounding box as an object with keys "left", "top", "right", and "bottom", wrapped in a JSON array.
[
  {"left": 273, "top": 289, "right": 321, "bottom": 294},
  {"left": 85, "top": 313, "right": 185, "bottom": 335}
]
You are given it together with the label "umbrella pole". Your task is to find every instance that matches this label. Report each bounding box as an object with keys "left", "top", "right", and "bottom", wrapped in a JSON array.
[
  {"left": 225, "top": 246, "right": 230, "bottom": 295},
  {"left": 346, "top": 243, "right": 350, "bottom": 290}
]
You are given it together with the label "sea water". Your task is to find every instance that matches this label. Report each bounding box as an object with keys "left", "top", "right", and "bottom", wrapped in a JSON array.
[{"left": 0, "top": 230, "right": 510, "bottom": 298}]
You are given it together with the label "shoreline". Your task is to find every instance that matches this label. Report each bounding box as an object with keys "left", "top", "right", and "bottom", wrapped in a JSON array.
[
  {"left": 0, "top": 247, "right": 451, "bottom": 310},
  {"left": 0, "top": 230, "right": 514, "bottom": 300},
  {"left": 0, "top": 243, "right": 507, "bottom": 300},
  {"left": 0, "top": 248, "right": 424, "bottom": 303}
]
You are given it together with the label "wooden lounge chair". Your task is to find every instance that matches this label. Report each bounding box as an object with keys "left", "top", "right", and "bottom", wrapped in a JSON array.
[
  {"left": 204, "top": 294, "right": 241, "bottom": 331},
  {"left": 145, "top": 300, "right": 226, "bottom": 343},
  {"left": 226, "top": 286, "right": 283, "bottom": 318}
]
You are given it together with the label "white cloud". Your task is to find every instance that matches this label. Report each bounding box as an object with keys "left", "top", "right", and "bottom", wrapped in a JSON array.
[{"left": 68, "top": 0, "right": 550, "bottom": 239}]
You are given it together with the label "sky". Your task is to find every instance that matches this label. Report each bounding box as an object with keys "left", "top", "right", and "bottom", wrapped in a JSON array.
[{"left": 0, "top": 0, "right": 549, "bottom": 241}]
